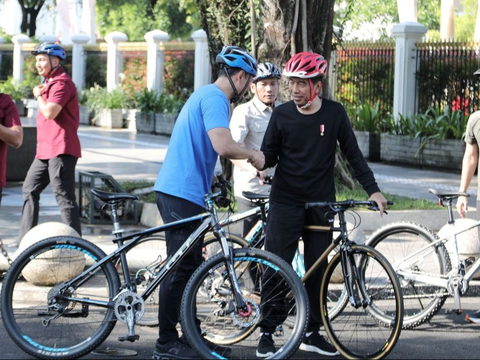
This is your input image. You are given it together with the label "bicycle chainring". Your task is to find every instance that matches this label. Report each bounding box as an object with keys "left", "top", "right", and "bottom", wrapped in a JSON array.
[{"left": 114, "top": 291, "right": 146, "bottom": 324}]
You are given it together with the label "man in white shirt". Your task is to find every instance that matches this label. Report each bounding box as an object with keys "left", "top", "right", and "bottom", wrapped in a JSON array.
[{"left": 230, "top": 62, "right": 281, "bottom": 237}]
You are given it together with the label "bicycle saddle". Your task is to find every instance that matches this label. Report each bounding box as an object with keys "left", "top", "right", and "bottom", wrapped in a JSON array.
[
  {"left": 428, "top": 188, "right": 469, "bottom": 201},
  {"left": 242, "top": 191, "right": 269, "bottom": 201},
  {"left": 91, "top": 188, "right": 139, "bottom": 202}
]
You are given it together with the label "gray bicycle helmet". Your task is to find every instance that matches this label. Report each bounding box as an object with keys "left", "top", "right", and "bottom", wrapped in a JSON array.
[{"left": 253, "top": 62, "right": 281, "bottom": 82}]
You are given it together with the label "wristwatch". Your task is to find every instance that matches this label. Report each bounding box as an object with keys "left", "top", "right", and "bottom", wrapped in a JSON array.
[{"left": 34, "top": 94, "right": 41, "bottom": 101}]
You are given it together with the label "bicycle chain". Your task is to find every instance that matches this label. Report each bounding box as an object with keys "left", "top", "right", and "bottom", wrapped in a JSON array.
[{"left": 0, "top": 238, "right": 13, "bottom": 265}]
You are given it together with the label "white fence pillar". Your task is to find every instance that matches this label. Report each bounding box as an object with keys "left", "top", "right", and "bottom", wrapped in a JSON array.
[
  {"left": 144, "top": 30, "right": 169, "bottom": 93},
  {"left": 71, "top": 34, "right": 90, "bottom": 92},
  {"left": 37, "top": 35, "right": 57, "bottom": 44},
  {"left": 105, "top": 31, "right": 128, "bottom": 91},
  {"left": 192, "top": 29, "right": 211, "bottom": 90},
  {"left": 391, "top": 22, "right": 427, "bottom": 120},
  {"left": 12, "top": 34, "right": 30, "bottom": 83}
]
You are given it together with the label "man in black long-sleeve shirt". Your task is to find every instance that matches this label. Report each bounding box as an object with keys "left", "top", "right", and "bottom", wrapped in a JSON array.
[{"left": 254, "top": 52, "right": 387, "bottom": 358}]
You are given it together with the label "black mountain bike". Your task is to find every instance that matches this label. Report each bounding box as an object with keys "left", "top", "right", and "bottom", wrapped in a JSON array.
[{"left": 1, "top": 175, "right": 308, "bottom": 360}]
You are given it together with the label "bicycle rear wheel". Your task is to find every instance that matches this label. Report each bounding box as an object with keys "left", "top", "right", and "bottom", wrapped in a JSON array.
[
  {"left": 1, "top": 236, "right": 120, "bottom": 360},
  {"left": 320, "top": 244, "right": 403, "bottom": 359},
  {"left": 367, "top": 222, "right": 451, "bottom": 329},
  {"left": 181, "top": 247, "right": 309, "bottom": 359}
]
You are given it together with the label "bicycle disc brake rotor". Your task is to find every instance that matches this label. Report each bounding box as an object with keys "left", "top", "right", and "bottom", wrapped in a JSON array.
[
  {"left": 230, "top": 297, "right": 260, "bottom": 328},
  {"left": 114, "top": 291, "right": 146, "bottom": 323}
]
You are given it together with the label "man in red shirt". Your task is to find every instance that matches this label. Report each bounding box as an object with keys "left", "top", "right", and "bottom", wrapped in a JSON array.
[
  {"left": 0, "top": 93, "right": 23, "bottom": 208},
  {"left": 18, "top": 43, "right": 82, "bottom": 241}
]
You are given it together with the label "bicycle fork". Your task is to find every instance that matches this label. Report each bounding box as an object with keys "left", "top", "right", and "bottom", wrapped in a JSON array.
[
  {"left": 214, "top": 226, "right": 248, "bottom": 312},
  {"left": 340, "top": 244, "right": 370, "bottom": 309}
]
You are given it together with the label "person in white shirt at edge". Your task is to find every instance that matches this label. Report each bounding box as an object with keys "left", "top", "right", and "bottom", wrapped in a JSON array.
[{"left": 230, "top": 62, "right": 281, "bottom": 237}]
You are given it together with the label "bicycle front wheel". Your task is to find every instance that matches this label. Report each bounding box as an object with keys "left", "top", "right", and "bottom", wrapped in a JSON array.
[
  {"left": 181, "top": 247, "right": 309, "bottom": 359},
  {"left": 367, "top": 222, "right": 451, "bottom": 329},
  {"left": 320, "top": 244, "right": 403, "bottom": 359},
  {"left": 1, "top": 236, "right": 120, "bottom": 360}
]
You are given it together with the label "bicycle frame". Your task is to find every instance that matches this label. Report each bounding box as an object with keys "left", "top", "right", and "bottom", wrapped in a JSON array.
[
  {"left": 55, "top": 193, "right": 245, "bottom": 311},
  {"left": 395, "top": 218, "right": 480, "bottom": 295},
  {"left": 301, "top": 209, "right": 364, "bottom": 308}
]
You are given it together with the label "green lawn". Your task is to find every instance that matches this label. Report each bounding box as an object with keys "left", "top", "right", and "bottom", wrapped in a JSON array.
[{"left": 120, "top": 180, "right": 440, "bottom": 210}]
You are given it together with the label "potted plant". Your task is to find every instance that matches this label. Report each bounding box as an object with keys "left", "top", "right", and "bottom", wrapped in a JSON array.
[
  {"left": 0, "top": 77, "right": 30, "bottom": 116},
  {"left": 84, "top": 84, "right": 133, "bottom": 128},
  {"left": 381, "top": 107, "right": 466, "bottom": 170},
  {"left": 352, "top": 101, "right": 381, "bottom": 161},
  {"left": 134, "top": 88, "right": 184, "bottom": 135}
]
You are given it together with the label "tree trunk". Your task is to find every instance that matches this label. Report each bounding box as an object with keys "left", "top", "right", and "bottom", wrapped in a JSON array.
[{"left": 18, "top": 0, "right": 45, "bottom": 37}]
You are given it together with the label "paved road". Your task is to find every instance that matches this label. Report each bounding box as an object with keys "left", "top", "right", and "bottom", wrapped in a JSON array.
[{"left": 1, "top": 125, "right": 480, "bottom": 359}]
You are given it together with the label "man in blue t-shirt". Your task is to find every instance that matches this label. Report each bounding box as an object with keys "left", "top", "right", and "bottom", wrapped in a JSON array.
[{"left": 152, "top": 46, "right": 264, "bottom": 360}]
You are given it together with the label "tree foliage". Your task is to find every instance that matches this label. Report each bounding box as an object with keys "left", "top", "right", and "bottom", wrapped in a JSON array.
[
  {"left": 96, "top": 0, "right": 198, "bottom": 40},
  {"left": 336, "top": 0, "right": 441, "bottom": 40}
]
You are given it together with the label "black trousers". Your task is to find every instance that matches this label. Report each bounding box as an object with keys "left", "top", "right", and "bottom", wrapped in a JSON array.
[
  {"left": 19, "top": 155, "right": 81, "bottom": 241},
  {"left": 156, "top": 191, "right": 205, "bottom": 343},
  {"left": 259, "top": 200, "right": 333, "bottom": 333}
]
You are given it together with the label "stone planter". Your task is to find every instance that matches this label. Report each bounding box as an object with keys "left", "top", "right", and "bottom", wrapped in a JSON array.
[
  {"left": 135, "top": 112, "right": 178, "bottom": 135},
  {"left": 380, "top": 133, "right": 464, "bottom": 171},
  {"left": 79, "top": 105, "right": 92, "bottom": 125},
  {"left": 354, "top": 130, "right": 380, "bottom": 161},
  {"left": 15, "top": 99, "right": 27, "bottom": 116},
  {"left": 93, "top": 108, "right": 123, "bottom": 128}
]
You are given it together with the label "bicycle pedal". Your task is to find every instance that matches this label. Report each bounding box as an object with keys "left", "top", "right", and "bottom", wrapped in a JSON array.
[
  {"left": 118, "top": 334, "right": 140, "bottom": 342},
  {"left": 465, "top": 257, "right": 475, "bottom": 267},
  {"left": 445, "top": 308, "right": 463, "bottom": 315}
]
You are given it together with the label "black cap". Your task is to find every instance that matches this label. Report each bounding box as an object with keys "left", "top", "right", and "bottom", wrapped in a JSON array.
[{"left": 475, "top": 68, "right": 480, "bottom": 76}]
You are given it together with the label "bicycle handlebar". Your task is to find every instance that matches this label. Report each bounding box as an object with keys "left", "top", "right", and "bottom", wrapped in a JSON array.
[
  {"left": 305, "top": 199, "right": 394, "bottom": 213},
  {"left": 208, "top": 172, "right": 233, "bottom": 208}
]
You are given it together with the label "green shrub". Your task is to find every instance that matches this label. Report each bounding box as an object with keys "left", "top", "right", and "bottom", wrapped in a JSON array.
[
  {"left": 0, "top": 77, "right": 30, "bottom": 100},
  {"left": 353, "top": 101, "right": 381, "bottom": 132},
  {"left": 84, "top": 84, "right": 134, "bottom": 110},
  {"left": 134, "top": 88, "right": 185, "bottom": 114}
]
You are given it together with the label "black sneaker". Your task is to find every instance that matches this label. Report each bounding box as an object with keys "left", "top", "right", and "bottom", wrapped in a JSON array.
[
  {"left": 256, "top": 333, "right": 276, "bottom": 358},
  {"left": 466, "top": 310, "right": 480, "bottom": 324},
  {"left": 152, "top": 339, "right": 199, "bottom": 359},
  {"left": 299, "top": 332, "right": 339, "bottom": 356}
]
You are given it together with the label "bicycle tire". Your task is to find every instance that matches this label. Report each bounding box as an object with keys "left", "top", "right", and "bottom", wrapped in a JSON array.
[
  {"left": 320, "top": 244, "right": 403, "bottom": 359},
  {"left": 1, "top": 236, "right": 120, "bottom": 360},
  {"left": 122, "top": 234, "right": 167, "bottom": 327},
  {"left": 203, "top": 233, "right": 249, "bottom": 260},
  {"left": 367, "top": 221, "right": 451, "bottom": 329},
  {"left": 204, "top": 232, "right": 347, "bottom": 322},
  {"left": 180, "top": 247, "right": 309, "bottom": 359}
]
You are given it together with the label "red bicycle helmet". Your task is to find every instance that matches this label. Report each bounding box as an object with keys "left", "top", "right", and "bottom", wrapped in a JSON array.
[
  {"left": 283, "top": 52, "right": 328, "bottom": 79},
  {"left": 284, "top": 52, "right": 328, "bottom": 108}
]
